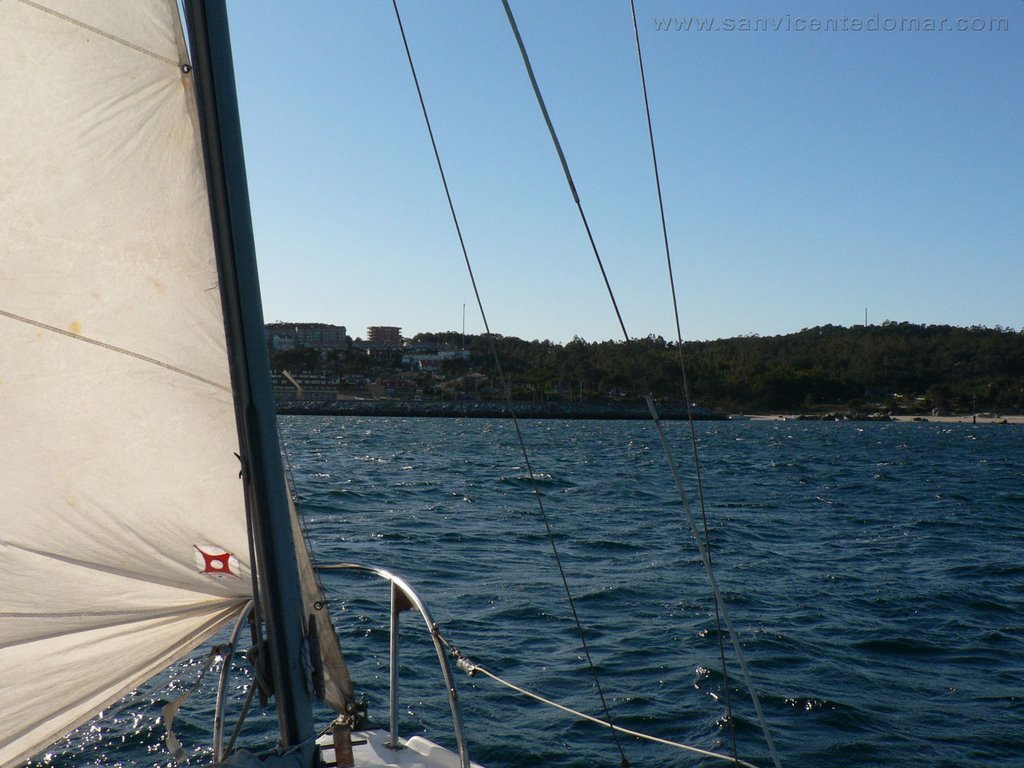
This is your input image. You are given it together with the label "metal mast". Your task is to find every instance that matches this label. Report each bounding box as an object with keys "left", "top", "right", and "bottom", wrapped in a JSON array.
[{"left": 182, "top": 1, "right": 315, "bottom": 761}]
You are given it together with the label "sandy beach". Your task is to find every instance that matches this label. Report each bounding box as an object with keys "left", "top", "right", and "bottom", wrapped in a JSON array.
[{"left": 747, "top": 413, "right": 1024, "bottom": 425}]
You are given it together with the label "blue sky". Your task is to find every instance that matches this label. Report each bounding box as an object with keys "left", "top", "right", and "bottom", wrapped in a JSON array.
[{"left": 225, "top": 1, "right": 1022, "bottom": 343}]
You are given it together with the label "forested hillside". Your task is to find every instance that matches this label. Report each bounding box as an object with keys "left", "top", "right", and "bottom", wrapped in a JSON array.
[{"left": 413, "top": 323, "right": 1024, "bottom": 413}]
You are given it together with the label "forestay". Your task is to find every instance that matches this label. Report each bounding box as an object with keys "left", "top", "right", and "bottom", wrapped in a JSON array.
[{"left": 0, "top": 2, "right": 251, "bottom": 764}]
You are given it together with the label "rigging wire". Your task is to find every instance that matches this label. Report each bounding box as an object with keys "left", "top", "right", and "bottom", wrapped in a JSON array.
[
  {"left": 501, "top": 1, "right": 782, "bottom": 766},
  {"left": 626, "top": 0, "right": 739, "bottom": 759},
  {"left": 390, "top": 3, "right": 630, "bottom": 766},
  {"left": 626, "top": 4, "right": 782, "bottom": 766}
]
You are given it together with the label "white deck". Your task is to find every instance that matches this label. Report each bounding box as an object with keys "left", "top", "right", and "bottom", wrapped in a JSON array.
[{"left": 319, "top": 729, "right": 484, "bottom": 768}]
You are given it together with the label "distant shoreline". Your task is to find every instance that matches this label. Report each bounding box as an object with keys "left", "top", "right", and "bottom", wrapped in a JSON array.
[
  {"left": 274, "top": 399, "right": 723, "bottom": 420},
  {"left": 274, "top": 399, "right": 1022, "bottom": 423},
  {"left": 748, "top": 413, "right": 1024, "bottom": 425}
]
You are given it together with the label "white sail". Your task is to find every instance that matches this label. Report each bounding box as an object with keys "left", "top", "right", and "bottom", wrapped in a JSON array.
[
  {"left": 289, "top": 493, "right": 356, "bottom": 712},
  {"left": 0, "top": 2, "right": 253, "bottom": 765}
]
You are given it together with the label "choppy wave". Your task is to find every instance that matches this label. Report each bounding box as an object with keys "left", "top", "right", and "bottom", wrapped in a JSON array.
[{"left": 38, "top": 418, "right": 1024, "bottom": 767}]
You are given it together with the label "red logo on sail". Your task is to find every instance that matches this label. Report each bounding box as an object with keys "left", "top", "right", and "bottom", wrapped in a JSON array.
[{"left": 194, "top": 545, "right": 241, "bottom": 578}]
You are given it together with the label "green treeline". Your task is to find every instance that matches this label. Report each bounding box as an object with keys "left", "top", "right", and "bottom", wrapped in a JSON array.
[{"left": 413, "top": 322, "right": 1024, "bottom": 413}]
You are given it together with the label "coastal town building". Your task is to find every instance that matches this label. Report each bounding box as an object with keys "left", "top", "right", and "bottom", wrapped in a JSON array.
[
  {"left": 366, "top": 326, "right": 402, "bottom": 348},
  {"left": 266, "top": 322, "right": 348, "bottom": 351}
]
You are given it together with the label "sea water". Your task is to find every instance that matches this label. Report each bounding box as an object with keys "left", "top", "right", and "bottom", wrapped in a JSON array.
[{"left": 35, "top": 417, "right": 1024, "bottom": 767}]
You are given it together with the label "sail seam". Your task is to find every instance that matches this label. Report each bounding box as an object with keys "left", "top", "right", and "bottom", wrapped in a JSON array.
[
  {"left": 2, "top": 540, "right": 246, "bottom": 597},
  {"left": 0, "top": 607, "right": 237, "bottom": 619},
  {"left": 0, "top": 308, "right": 230, "bottom": 391},
  {"left": 0, "top": 601, "right": 247, "bottom": 625},
  {"left": 0, "top": 600, "right": 250, "bottom": 650},
  {"left": 17, "top": 0, "right": 179, "bottom": 66}
]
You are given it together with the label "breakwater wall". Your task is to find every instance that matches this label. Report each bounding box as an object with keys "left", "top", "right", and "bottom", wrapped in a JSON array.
[{"left": 275, "top": 399, "right": 725, "bottom": 420}]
